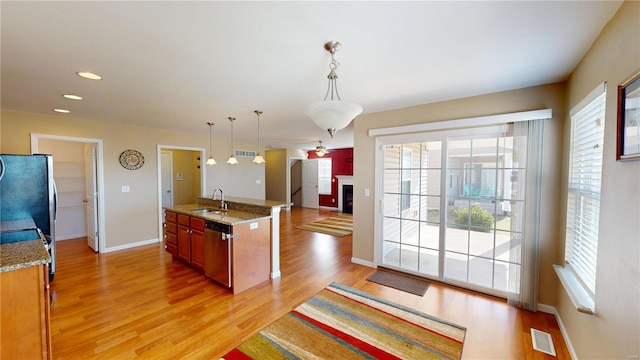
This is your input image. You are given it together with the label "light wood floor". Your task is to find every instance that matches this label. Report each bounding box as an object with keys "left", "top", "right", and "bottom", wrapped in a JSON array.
[{"left": 50, "top": 207, "right": 569, "bottom": 359}]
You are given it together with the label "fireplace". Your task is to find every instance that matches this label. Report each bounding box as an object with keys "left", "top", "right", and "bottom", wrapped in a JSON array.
[
  {"left": 342, "top": 185, "right": 353, "bottom": 214},
  {"left": 336, "top": 175, "right": 353, "bottom": 213}
]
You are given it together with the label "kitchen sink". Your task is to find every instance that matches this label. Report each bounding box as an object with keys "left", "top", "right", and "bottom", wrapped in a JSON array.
[{"left": 190, "top": 208, "right": 225, "bottom": 215}]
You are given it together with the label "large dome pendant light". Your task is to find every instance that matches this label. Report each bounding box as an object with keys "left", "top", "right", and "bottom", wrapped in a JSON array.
[
  {"left": 252, "top": 110, "right": 266, "bottom": 164},
  {"left": 206, "top": 122, "right": 217, "bottom": 165},
  {"left": 226, "top": 117, "right": 239, "bottom": 165},
  {"left": 307, "top": 41, "right": 363, "bottom": 138}
]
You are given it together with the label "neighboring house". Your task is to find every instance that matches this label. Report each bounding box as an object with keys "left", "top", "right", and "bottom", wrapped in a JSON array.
[{"left": 1, "top": 2, "right": 638, "bottom": 360}]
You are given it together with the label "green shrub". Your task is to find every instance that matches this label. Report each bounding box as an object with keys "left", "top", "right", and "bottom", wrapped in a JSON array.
[{"left": 453, "top": 204, "right": 494, "bottom": 229}]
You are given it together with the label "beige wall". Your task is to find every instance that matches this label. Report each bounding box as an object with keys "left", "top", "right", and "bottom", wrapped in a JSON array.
[
  {"left": 265, "top": 149, "right": 287, "bottom": 202},
  {"left": 353, "top": 82, "right": 566, "bottom": 306},
  {"left": 559, "top": 1, "right": 640, "bottom": 358},
  {"left": 1, "top": 110, "right": 265, "bottom": 250}
]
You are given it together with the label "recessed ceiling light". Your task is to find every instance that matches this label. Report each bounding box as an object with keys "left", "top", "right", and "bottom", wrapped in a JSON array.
[
  {"left": 77, "top": 72, "right": 101, "bottom": 80},
  {"left": 54, "top": 108, "right": 70, "bottom": 113},
  {"left": 63, "top": 94, "right": 83, "bottom": 100}
]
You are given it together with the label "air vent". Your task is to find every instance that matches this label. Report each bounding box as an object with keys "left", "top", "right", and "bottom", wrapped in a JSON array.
[
  {"left": 234, "top": 150, "right": 257, "bottom": 157},
  {"left": 531, "top": 328, "right": 556, "bottom": 356}
]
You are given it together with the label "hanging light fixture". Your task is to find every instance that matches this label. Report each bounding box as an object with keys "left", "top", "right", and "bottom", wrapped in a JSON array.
[
  {"left": 205, "top": 122, "right": 217, "bottom": 165},
  {"left": 226, "top": 117, "right": 238, "bottom": 165},
  {"left": 252, "top": 110, "right": 266, "bottom": 164},
  {"left": 316, "top": 141, "right": 328, "bottom": 157},
  {"left": 307, "top": 41, "right": 362, "bottom": 138}
]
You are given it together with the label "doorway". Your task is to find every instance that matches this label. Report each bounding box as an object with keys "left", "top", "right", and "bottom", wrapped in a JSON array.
[
  {"left": 31, "top": 134, "right": 105, "bottom": 253},
  {"left": 156, "top": 145, "right": 205, "bottom": 239}
]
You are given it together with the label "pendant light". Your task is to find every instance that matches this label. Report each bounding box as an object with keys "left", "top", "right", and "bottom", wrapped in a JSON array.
[
  {"left": 205, "top": 122, "right": 217, "bottom": 165},
  {"left": 226, "top": 117, "right": 238, "bottom": 165},
  {"left": 253, "top": 110, "right": 266, "bottom": 164},
  {"left": 307, "top": 41, "right": 363, "bottom": 138}
]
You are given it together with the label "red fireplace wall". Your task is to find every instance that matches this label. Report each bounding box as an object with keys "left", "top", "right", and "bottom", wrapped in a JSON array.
[{"left": 307, "top": 148, "right": 353, "bottom": 207}]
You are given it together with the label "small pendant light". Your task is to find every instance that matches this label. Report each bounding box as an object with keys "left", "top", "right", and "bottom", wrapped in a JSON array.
[
  {"left": 253, "top": 110, "right": 266, "bottom": 164},
  {"left": 226, "top": 117, "right": 239, "bottom": 165},
  {"left": 206, "top": 122, "right": 216, "bottom": 165}
]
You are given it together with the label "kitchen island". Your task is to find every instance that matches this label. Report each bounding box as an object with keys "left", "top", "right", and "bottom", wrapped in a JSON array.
[{"left": 163, "top": 196, "right": 288, "bottom": 294}]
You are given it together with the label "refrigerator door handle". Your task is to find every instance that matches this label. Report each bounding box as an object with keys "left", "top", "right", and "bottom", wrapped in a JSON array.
[
  {"left": 0, "top": 155, "right": 5, "bottom": 180},
  {"left": 52, "top": 179, "right": 58, "bottom": 221}
]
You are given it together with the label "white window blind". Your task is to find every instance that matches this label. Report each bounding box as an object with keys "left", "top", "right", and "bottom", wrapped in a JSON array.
[
  {"left": 318, "top": 158, "right": 332, "bottom": 195},
  {"left": 565, "top": 85, "right": 606, "bottom": 295}
]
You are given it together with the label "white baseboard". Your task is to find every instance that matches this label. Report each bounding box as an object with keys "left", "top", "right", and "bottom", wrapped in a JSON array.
[
  {"left": 537, "top": 303, "right": 577, "bottom": 360},
  {"left": 103, "top": 238, "right": 161, "bottom": 253},
  {"left": 319, "top": 206, "right": 339, "bottom": 211},
  {"left": 351, "top": 257, "right": 375, "bottom": 268},
  {"left": 55, "top": 233, "right": 87, "bottom": 241}
]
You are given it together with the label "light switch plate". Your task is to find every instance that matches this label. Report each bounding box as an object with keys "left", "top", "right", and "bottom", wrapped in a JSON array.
[{"left": 122, "top": 186, "right": 130, "bottom": 193}]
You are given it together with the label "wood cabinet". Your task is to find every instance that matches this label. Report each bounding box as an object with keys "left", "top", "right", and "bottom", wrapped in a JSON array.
[
  {"left": 168, "top": 212, "right": 205, "bottom": 271},
  {"left": 163, "top": 210, "right": 178, "bottom": 256},
  {"left": 177, "top": 214, "right": 191, "bottom": 263},
  {"left": 190, "top": 217, "right": 205, "bottom": 271},
  {"left": 0, "top": 264, "right": 52, "bottom": 359}
]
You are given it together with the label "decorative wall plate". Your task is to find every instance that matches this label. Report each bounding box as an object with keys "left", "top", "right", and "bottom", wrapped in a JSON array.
[{"left": 119, "top": 149, "right": 145, "bottom": 170}]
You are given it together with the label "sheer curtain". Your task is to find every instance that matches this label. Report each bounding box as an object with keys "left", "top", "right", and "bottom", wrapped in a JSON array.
[{"left": 508, "top": 119, "right": 545, "bottom": 311}]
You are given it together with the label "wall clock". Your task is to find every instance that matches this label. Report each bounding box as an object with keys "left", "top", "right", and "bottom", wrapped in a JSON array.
[{"left": 119, "top": 149, "right": 145, "bottom": 170}]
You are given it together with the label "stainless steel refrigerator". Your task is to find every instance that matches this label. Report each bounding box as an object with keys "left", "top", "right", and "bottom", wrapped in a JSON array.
[{"left": 0, "top": 154, "right": 57, "bottom": 280}]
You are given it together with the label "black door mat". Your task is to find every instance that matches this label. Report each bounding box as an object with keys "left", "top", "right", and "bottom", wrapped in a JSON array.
[{"left": 366, "top": 269, "right": 430, "bottom": 296}]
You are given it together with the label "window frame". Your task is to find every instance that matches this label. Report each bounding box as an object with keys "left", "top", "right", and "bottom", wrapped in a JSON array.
[{"left": 562, "top": 83, "right": 606, "bottom": 308}]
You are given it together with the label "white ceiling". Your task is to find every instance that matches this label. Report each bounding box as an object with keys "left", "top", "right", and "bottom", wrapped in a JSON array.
[{"left": 1, "top": 1, "right": 622, "bottom": 151}]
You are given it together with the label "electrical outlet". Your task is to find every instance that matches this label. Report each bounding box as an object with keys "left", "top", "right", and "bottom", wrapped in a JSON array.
[{"left": 122, "top": 186, "right": 130, "bottom": 193}]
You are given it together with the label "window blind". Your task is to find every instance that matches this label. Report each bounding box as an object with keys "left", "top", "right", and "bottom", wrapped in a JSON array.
[{"left": 565, "top": 87, "right": 606, "bottom": 295}]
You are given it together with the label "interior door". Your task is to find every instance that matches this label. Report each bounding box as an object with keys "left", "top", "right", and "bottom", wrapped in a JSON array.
[
  {"left": 302, "top": 159, "right": 319, "bottom": 209},
  {"left": 160, "top": 151, "right": 173, "bottom": 207},
  {"left": 84, "top": 143, "right": 99, "bottom": 252}
]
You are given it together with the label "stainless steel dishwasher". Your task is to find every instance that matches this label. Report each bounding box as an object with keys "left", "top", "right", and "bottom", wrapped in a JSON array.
[{"left": 204, "top": 221, "right": 233, "bottom": 288}]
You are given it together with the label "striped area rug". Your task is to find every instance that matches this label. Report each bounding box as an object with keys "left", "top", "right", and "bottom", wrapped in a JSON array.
[
  {"left": 295, "top": 214, "right": 353, "bottom": 237},
  {"left": 221, "top": 283, "right": 466, "bottom": 359}
]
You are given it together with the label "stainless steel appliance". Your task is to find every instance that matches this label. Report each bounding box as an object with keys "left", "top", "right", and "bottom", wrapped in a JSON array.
[
  {"left": 204, "top": 221, "right": 232, "bottom": 288},
  {"left": 0, "top": 154, "right": 57, "bottom": 280}
]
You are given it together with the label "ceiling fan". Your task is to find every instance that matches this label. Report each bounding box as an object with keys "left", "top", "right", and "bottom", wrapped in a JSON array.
[{"left": 316, "top": 141, "right": 329, "bottom": 157}]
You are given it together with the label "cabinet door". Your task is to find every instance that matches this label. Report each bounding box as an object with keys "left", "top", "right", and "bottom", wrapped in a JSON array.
[
  {"left": 177, "top": 224, "right": 191, "bottom": 263},
  {"left": 190, "top": 229, "right": 205, "bottom": 270}
]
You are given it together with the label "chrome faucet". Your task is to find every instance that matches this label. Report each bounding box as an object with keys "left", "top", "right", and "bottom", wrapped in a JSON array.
[{"left": 212, "top": 188, "right": 226, "bottom": 210}]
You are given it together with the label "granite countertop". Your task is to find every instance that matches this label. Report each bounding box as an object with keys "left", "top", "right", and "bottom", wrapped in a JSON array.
[
  {"left": 164, "top": 204, "right": 271, "bottom": 226},
  {"left": 1, "top": 239, "right": 51, "bottom": 273},
  {"left": 216, "top": 196, "right": 290, "bottom": 208}
]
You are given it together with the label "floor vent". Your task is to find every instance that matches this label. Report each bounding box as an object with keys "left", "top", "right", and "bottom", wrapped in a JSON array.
[{"left": 531, "top": 328, "right": 556, "bottom": 356}]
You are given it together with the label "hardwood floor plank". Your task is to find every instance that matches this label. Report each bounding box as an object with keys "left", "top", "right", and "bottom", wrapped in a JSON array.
[{"left": 49, "top": 207, "right": 569, "bottom": 359}]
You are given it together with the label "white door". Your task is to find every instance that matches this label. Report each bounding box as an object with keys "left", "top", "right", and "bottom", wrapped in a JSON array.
[
  {"left": 302, "top": 159, "right": 319, "bottom": 209},
  {"left": 161, "top": 151, "right": 173, "bottom": 207},
  {"left": 84, "top": 143, "right": 99, "bottom": 252}
]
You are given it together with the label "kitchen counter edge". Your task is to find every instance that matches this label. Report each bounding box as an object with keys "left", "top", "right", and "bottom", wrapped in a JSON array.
[
  {"left": 1, "top": 240, "right": 51, "bottom": 272},
  {"left": 163, "top": 204, "right": 271, "bottom": 226}
]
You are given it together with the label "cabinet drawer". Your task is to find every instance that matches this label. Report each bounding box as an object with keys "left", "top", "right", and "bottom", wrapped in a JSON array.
[
  {"left": 165, "top": 243, "right": 177, "bottom": 257},
  {"left": 178, "top": 214, "right": 190, "bottom": 226},
  {"left": 165, "top": 231, "right": 177, "bottom": 246},
  {"left": 190, "top": 217, "right": 205, "bottom": 231},
  {"left": 165, "top": 222, "right": 177, "bottom": 234},
  {"left": 165, "top": 210, "right": 177, "bottom": 223}
]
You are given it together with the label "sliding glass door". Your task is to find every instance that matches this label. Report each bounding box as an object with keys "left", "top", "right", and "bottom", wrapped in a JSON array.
[{"left": 379, "top": 127, "right": 526, "bottom": 297}]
